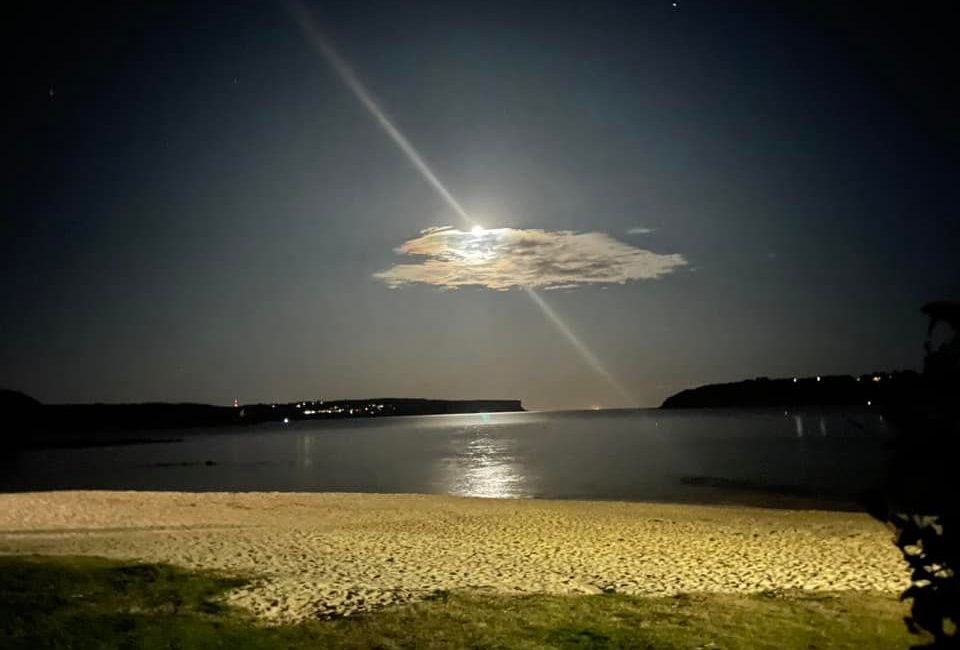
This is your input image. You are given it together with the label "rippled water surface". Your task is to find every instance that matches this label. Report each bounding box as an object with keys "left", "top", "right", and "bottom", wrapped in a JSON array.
[{"left": 1, "top": 408, "right": 893, "bottom": 505}]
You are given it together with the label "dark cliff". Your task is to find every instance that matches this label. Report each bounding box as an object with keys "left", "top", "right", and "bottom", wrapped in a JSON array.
[{"left": 660, "top": 372, "right": 921, "bottom": 409}]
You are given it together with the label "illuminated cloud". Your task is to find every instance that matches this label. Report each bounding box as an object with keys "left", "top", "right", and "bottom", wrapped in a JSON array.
[{"left": 375, "top": 226, "right": 687, "bottom": 290}]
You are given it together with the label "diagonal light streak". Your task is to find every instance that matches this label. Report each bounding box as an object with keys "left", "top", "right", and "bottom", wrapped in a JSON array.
[
  {"left": 288, "top": 1, "right": 473, "bottom": 228},
  {"left": 289, "top": 1, "right": 635, "bottom": 406},
  {"left": 523, "top": 288, "right": 635, "bottom": 405}
]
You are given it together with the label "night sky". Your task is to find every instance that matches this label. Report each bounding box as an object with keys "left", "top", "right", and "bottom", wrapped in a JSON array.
[{"left": 2, "top": 1, "right": 958, "bottom": 410}]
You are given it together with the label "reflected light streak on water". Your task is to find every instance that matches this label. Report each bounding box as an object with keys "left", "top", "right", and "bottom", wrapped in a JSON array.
[
  {"left": 441, "top": 432, "right": 527, "bottom": 499},
  {"left": 297, "top": 433, "right": 314, "bottom": 468},
  {"left": 0, "top": 409, "right": 895, "bottom": 502}
]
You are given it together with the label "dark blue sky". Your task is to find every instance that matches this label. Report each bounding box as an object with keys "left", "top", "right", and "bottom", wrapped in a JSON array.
[{"left": 2, "top": 1, "right": 957, "bottom": 409}]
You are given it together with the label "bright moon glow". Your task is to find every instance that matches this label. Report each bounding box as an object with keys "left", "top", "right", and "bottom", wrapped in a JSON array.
[
  {"left": 290, "top": 4, "right": 642, "bottom": 406},
  {"left": 377, "top": 227, "right": 687, "bottom": 290}
]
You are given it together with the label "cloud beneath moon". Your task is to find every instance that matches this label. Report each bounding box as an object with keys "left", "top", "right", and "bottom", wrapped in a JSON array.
[{"left": 374, "top": 226, "right": 688, "bottom": 290}]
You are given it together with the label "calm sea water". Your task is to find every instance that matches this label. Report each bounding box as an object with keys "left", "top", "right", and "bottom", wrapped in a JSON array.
[{"left": 0, "top": 409, "right": 893, "bottom": 507}]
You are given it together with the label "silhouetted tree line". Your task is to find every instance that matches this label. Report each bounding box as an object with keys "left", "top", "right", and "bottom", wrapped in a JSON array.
[
  {"left": 867, "top": 302, "right": 960, "bottom": 648},
  {"left": 0, "top": 393, "right": 240, "bottom": 450}
]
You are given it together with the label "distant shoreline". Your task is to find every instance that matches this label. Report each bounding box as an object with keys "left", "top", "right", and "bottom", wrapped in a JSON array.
[
  {"left": 0, "top": 390, "right": 524, "bottom": 449},
  {"left": 660, "top": 371, "right": 917, "bottom": 409}
]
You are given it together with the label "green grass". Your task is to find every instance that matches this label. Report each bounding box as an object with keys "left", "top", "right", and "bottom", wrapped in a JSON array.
[{"left": 0, "top": 555, "right": 920, "bottom": 649}]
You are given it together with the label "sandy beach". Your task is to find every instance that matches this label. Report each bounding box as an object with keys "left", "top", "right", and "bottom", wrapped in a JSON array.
[{"left": 0, "top": 491, "right": 907, "bottom": 623}]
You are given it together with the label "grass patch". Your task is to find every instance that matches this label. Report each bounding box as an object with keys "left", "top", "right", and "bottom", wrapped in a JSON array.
[{"left": 1, "top": 555, "right": 918, "bottom": 649}]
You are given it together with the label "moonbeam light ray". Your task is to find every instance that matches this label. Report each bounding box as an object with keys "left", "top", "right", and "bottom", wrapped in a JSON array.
[{"left": 289, "top": 2, "right": 635, "bottom": 406}]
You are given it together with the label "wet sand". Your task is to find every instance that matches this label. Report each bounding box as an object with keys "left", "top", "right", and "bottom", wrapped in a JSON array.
[{"left": 0, "top": 491, "right": 906, "bottom": 623}]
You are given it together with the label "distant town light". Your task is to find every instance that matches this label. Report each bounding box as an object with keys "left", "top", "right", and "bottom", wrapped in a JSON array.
[
  {"left": 792, "top": 377, "right": 797, "bottom": 383},
  {"left": 872, "top": 375, "right": 882, "bottom": 382},
  {"left": 866, "top": 401, "right": 872, "bottom": 407},
  {"left": 816, "top": 376, "right": 821, "bottom": 382},
  {"left": 283, "top": 417, "right": 290, "bottom": 424}
]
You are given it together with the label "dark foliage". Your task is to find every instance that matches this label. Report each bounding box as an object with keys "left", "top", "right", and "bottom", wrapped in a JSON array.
[{"left": 868, "top": 302, "right": 960, "bottom": 648}]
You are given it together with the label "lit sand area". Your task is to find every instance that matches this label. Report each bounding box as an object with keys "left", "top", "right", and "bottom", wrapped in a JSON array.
[{"left": 0, "top": 491, "right": 907, "bottom": 623}]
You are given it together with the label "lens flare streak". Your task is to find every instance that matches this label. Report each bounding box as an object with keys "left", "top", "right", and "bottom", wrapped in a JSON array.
[
  {"left": 524, "top": 288, "right": 636, "bottom": 406},
  {"left": 290, "top": 2, "right": 634, "bottom": 406},
  {"left": 288, "top": 1, "right": 473, "bottom": 228}
]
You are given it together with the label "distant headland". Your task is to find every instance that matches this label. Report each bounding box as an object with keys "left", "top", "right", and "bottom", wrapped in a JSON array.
[
  {"left": 0, "top": 390, "right": 523, "bottom": 449},
  {"left": 660, "top": 371, "right": 920, "bottom": 409},
  {"left": 239, "top": 398, "right": 524, "bottom": 422}
]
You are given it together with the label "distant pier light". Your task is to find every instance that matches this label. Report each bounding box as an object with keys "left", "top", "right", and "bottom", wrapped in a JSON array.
[{"left": 816, "top": 376, "right": 821, "bottom": 382}]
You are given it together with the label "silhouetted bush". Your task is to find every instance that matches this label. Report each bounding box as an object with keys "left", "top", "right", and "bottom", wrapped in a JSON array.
[{"left": 869, "top": 302, "right": 960, "bottom": 648}]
